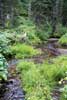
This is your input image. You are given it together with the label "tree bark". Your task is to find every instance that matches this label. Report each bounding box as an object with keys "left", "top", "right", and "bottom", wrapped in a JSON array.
[
  {"left": 51, "top": 0, "right": 60, "bottom": 33},
  {"left": 28, "top": 0, "right": 32, "bottom": 19}
]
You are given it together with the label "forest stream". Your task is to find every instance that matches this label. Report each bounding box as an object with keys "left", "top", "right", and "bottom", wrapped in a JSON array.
[
  {"left": 0, "top": 38, "right": 67, "bottom": 100},
  {"left": 0, "top": 0, "right": 67, "bottom": 100}
]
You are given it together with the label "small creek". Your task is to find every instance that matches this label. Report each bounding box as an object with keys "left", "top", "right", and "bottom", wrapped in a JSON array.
[{"left": 0, "top": 38, "right": 67, "bottom": 100}]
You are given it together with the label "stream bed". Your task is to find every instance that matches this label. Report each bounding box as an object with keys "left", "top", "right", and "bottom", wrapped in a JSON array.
[
  {"left": 0, "top": 38, "right": 67, "bottom": 100},
  {"left": 0, "top": 61, "right": 25, "bottom": 100}
]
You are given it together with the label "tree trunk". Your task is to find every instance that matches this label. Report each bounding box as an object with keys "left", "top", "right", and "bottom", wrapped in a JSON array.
[
  {"left": 59, "top": 0, "right": 63, "bottom": 23},
  {"left": 51, "top": 0, "right": 60, "bottom": 34},
  {"left": 28, "top": 0, "right": 32, "bottom": 19}
]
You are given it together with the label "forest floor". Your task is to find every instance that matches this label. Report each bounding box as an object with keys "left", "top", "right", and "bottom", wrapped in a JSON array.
[{"left": 0, "top": 38, "right": 67, "bottom": 100}]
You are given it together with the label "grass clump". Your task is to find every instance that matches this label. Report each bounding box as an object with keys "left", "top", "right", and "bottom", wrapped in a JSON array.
[
  {"left": 41, "top": 56, "right": 67, "bottom": 84},
  {"left": 11, "top": 43, "right": 41, "bottom": 58},
  {"left": 59, "top": 33, "right": 67, "bottom": 45},
  {"left": 17, "top": 61, "right": 52, "bottom": 100},
  {"left": 17, "top": 55, "right": 67, "bottom": 100}
]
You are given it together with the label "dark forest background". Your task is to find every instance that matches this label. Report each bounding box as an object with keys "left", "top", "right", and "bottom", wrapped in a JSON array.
[{"left": 0, "top": 0, "right": 67, "bottom": 31}]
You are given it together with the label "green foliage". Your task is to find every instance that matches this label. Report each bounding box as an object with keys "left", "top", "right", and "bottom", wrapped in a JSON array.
[
  {"left": 59, "top": 33, "right": 67, "bottom": 45},
  {"left": 36, "top": 29, "right": 50, "bottom": 41},
  {"left": 0, "top": 54, "right": 8, "bottom": 81},
  {"left": 17, "top": 55, "right": 67, "bottom": 100},
  {"left": 36, "top": 22, "right": 52, "bottom": 41},
  {"left": 15, "top": 17, "right": 41, "bottom": 44},
  {"left": 0, "top": 33, "right": 11, "bottom": 55},
  {"left": 41, "top": 63, "right": 66, "bottom": 85},
  {"left": 11, "top": 43, "right": 41, "bottom": 58},
  {"left": 0, "top": 29, "right": 19, "bottom": 43},
  {"left": 17, "top": 61, "right": 35, "bottom": 72},
  {"left": 17, "top": 61, "right": 52, "bottom": 100},
  {"left": 53, "top": 25, "right": 67, "bottom": 38},
  {"left": 26, "top": 85, "right": 51, "bottom": 100},
  {"left": 41, "top": 56, "right": 67, "bottom": 84},
  {"left": 60, "top": 85, "right": 67, "bottom": 100}
]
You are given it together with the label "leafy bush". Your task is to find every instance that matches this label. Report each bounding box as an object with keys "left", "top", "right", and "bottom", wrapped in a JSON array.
[
  {"left": 0, "top": 33, "right": 11, "bottom": 55},
  {"left": 11, "top": 43, "right": 41, "bottom": 58},
  {"left": 0, "top": 54, "right": 8, "bottom": 81},
  {"left": 36, "top": 29, "right": 50, "bottom": 41},
  {"left": 15, "top": 17, "right": 41, "bottom": 44},
  {"left": 53, "top": 24, "right": 67, "bottom": 38},
  {"left": 0, "top": 29, "right": 20, "bottom": 43},
  {"left": 36, "top": 22, "right": 52, "bottom": 41},
  {"left": 59, "top": 33, "right": 67, "bottom": 45}
]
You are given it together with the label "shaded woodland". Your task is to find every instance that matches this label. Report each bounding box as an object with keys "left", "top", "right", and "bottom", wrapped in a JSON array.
[{"left": 0, "top": 0, "right": 67, "bottom": 100}]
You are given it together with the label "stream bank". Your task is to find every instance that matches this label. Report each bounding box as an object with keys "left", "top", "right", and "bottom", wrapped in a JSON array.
[
  {"left": 0, "top": 62, "right": 25, "bottom": 100},
  {"left": 0, "top": 38, "right": 67, "bottom": 100}
]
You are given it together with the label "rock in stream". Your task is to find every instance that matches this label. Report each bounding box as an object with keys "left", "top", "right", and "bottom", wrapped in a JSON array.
[{"left": 0, "top": 61, "right": 25, "bottom": 100}]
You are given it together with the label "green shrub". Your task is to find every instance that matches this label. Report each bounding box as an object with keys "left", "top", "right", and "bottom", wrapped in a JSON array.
[
  {"left": 0, "top": 33, "right": 11, "bottom": 55},
  {"left": 36, "top": 22, "right": 52, "bottom": 41},
  {"left": 0, "top": 54, "right": 8, "bottom": 81},
  {"left": 11, "top": 43, "right": 41, "bottom": 58},
  {"left": 15, "top": 17, "right": 41, "bottom": 44},
  {"left": 53, "top": 24, "right": 67, "bottom": 37},
  {"left": 0, "top": 29, "right": 19, "bottom": 44},
  {"left": 36, "top": 30, "right": 50, "bottom": 41},
  {"left": 59, "top": 33, "right": 67, "bottom": 45}
]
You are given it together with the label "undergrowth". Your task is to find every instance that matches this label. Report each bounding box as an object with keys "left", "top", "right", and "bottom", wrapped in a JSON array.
[
  {"left": 10, "top": 43, "right": 41, "bottom": 59},
  {"left": 59, "top": 33, "right": 67, "bottom": 45},
  {"left": 60, "top": 85, "right": 67, "bottom": 100},
  {"left": 17, "top": 55, "right": 67, "bottom": 100}
]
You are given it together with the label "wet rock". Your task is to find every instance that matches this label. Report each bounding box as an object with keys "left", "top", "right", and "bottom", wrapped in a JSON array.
[{"left": 2, "top": 79, "right": 25, "bottom": 100}]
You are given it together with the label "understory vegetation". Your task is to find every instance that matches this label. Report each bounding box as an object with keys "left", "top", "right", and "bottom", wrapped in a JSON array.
[
  {"left": 60, "top": 85, "right": 67, "bottom": 100},
  {"left": 10, "top": 43, "right": 41, "bottom": 59},
  {"left": 17, "top": 55, "right": 67, "bottom": 100},
  {"left": 59, "top": 33, "right": 67, "bottom": 45},
  {"left": 0, "top": 0, "right": 67, "bottom": 100},
  {"left": 0, "top": 12, "right": 67, "bottom": 100}
]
